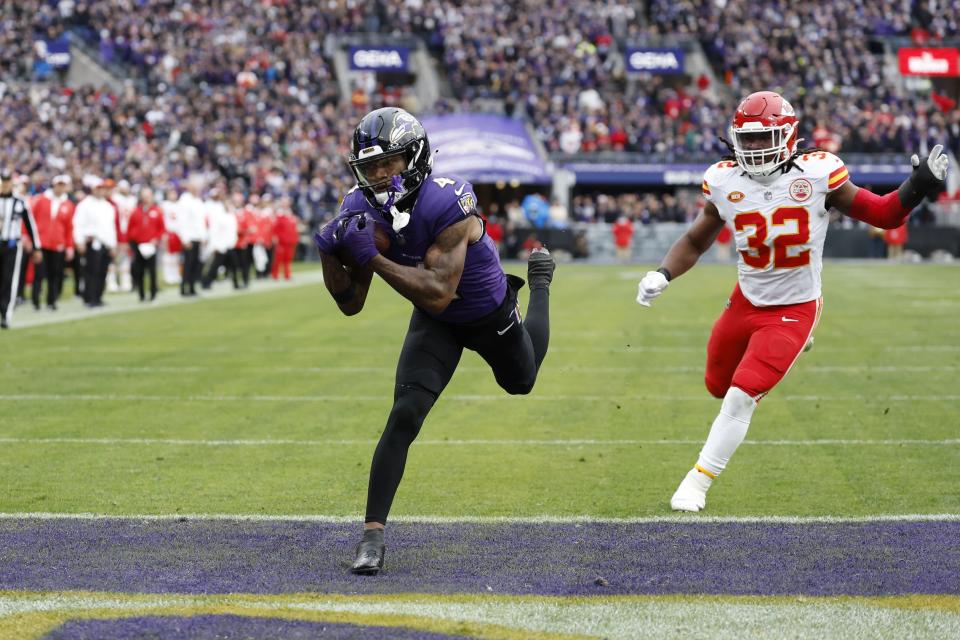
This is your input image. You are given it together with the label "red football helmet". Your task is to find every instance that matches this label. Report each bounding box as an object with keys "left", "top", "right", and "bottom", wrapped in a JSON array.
[{"left": 730, "top": 91, "right": 799, "bottom": 176}]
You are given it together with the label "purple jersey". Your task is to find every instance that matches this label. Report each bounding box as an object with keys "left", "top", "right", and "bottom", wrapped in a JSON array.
[{"left": 340, "top": 175, "right": 507, "bottom": 323}]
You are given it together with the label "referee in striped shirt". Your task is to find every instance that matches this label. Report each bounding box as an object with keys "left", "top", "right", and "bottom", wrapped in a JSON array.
[{"left": 1, "top": 170, "right": 42, "bottom": 329}]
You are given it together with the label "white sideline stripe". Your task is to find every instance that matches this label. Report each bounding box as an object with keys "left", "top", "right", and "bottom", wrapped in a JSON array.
[
  {"left": 0, "top": 393, "right": 957, "bottom": 402},
  {"left": 9, "top": 270, "right": 326, "bottom": 330},
  {"left": 1, "top": 437, "right": 958, "bottom": 447},
  {"left": 0, "top": 512, "right": 957, "bottom": 524}
]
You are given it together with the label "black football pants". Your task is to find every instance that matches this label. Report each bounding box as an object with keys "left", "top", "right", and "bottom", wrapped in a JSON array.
[
  {"left": 364, "top": 276, "right": 551, "bottom": 524},
  {"left": 32, "top": 249, "right": 65, "bottom": 307},
  {"left": 0, "top": 243, "right": 23, "bottom": 323}
]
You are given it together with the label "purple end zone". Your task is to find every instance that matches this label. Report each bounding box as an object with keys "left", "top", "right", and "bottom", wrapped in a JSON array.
[
  {"left": 42, "top": 615, "right": 473, "bottom": 639},
  {"left": 1, "top": 519, "right": 958, "bottom": 596}
]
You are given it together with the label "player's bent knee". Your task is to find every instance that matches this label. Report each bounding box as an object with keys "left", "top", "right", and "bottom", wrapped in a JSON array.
[
  {"left": 722, "top": 386, "right": 757, "bottom": 422},
  {"left": 500, "top": 375, "right": 536, "bottom": 395},
  {"left": 387, "top": 384, "right": 437, "bottom": 432},
  {"left": 704, "top": 375, "right": 729, "bottom": 399}
]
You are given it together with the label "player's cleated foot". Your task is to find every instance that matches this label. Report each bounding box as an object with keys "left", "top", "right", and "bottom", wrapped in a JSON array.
[
  {"left": 803, "top": 336, "right": 814, "bottom": 353},
  {"left": 527, "top": 247, "right": 556, "bottom": 289},
  {"left": 350, "top": 528, "right": 386, "bottom": 575},
  {"left": 670, "top": 467, "right": 713, "bottom": 512}
]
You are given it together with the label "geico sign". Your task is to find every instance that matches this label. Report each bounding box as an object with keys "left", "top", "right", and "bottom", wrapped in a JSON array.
[
  {"left": 628, "top": 51, "right": 680, "bottom": 71},
  {"left": 898, "top": 48, "right": 959, "bottom": 76},
  {"left": 352, "top": 49, "right": 405, "bottom": 69}
]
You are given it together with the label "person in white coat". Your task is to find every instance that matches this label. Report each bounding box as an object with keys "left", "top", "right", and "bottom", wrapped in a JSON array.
[
  {"left": 201, "top": 186, "right": 239, "bottom": 289},
  {"left": 159, "top": 187, "right": 182, "bottom": 285},
  {"left": 72, "top": 178, "right": 117, "bottom": 307},
  {"left": 176, "top": 177, "right": 208, "bottom": 296}
]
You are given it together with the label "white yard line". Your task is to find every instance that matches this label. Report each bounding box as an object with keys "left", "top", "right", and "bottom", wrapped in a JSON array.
[
  {"left": 0, "top": 393, "right": 956, "bottom": 402},
  {"left": 3, "top": 364, "right": 957, "bottom": 374},
  {"left": 0, "top": 436, "right": 957, "bottom": 447},
  {"left": 0, "top": 512, "right": 957, "bottom": 524}
]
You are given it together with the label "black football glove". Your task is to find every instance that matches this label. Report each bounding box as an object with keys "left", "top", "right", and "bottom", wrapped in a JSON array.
[{"left": 898, "top": 144, "right": 949, "bottom": 210}]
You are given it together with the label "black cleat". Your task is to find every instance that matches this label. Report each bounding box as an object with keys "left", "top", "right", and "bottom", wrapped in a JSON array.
[
  {"left": 350, "top": 528, "right": 386, "bottom": 575},
  {"left": 0, "top": 319, "right": 8, "bottom": 330},
  {"left": 527, "top": 247, "right": 556, "bottom": 290}
]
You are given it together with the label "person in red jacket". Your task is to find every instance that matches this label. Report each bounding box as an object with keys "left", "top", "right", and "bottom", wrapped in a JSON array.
[
  {"left": 612, "top": 214, "right": 635, "bottom": 262},
  {"left": 884, "top": 222, "right": 909, "bottom": 261},
  {"left": 30, "top": 175, "right": 75, "bottom": 310},
  {"left": 126, "top": 186, "right": 166, "bottom": 301},
  {"left": 271, "top": 199, "right": 300, "bottom": 280}
]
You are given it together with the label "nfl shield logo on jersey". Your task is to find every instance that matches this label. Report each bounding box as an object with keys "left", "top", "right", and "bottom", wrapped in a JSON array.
[{"left": 789, "top": 179, "right": 813, "bottom": 202}]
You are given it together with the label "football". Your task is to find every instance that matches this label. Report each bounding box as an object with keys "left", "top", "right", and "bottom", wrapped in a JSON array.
[{"left": 337, "top": 224, "right": 391, "bottom": 268}]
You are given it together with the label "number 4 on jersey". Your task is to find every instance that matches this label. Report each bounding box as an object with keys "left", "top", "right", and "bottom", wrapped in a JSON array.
[{"left": 734, "top": 206, "right": 811, "bottom": 269}]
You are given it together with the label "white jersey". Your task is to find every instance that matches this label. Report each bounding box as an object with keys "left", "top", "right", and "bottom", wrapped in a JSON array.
[{"left": 702, "top": 152, "right": 850, "bottom": 306}]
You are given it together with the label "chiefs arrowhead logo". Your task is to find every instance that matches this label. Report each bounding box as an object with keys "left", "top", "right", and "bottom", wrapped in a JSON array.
[{"left": 727, "top": 191, "right": 745, "bottom": 203}]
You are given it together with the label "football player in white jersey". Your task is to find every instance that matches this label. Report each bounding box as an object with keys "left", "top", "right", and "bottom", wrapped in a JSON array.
[{"left": 637, "top": 90, "right": 949, "bottom": 512}]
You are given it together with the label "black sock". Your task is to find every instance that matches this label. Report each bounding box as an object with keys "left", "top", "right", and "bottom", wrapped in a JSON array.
[{"left": 525, "top": 287, "right": 550, "bottom": 369}]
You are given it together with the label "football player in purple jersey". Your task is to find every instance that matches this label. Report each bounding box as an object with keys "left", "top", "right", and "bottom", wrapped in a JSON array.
[{"left": 315, "top": 108, "right": 556, "bottom": 574}]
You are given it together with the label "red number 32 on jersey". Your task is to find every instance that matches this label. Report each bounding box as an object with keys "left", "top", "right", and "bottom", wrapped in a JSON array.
[{"left": 734, "top": 206, "right": 811, "bottom": 269}]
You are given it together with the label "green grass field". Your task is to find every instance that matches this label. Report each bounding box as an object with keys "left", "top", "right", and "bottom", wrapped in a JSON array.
[
  {"left": 2, "top": 262, "right": 960, "bottom": 640},
  {"left": 1, "top": 262, "right": 959, "bottom": 518}
]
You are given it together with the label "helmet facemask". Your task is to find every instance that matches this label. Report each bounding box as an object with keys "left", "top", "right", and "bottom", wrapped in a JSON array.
[
  {"left": 348, "top": 139, "right": 430, "bottom": 211},
  {"left": 731, "top": 122, "right": 796, "bottom": 176}
]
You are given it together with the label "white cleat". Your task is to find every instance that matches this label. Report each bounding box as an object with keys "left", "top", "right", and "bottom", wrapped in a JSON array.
[
  {"left": 670, "top": 468, "right": 713, "bottom": 512},
  {"left": 803, "top": 336, "right": 815, "bottom": 353}
]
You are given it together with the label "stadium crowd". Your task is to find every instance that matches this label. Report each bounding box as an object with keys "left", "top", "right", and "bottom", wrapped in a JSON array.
[
  {"left": 4, "top": 0, "right": 956, "bottom": 184},
  {"left": 1, "top": 0, "right": 957, "bottom": 289}
]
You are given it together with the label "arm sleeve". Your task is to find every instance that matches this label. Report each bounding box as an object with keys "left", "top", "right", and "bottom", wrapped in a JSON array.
[{"left": 846, "top": 187, "right": 911, "bottom": 230}]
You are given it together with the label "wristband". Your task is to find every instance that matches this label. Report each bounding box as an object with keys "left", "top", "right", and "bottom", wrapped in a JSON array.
[{"left": 656, "top": 267, "right": 673, "bottom": 282}]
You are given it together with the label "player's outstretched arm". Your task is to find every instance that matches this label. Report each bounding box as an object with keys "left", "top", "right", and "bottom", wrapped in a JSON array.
[
  {"left": 319, "top": 251, "right": 373, "bottom": 316},
  {"left": 368, "top": 218, "right": 471, "bottom": 315},
  {"left": 638, "top": 201, "right": 726, "bottom": 307},
  {"left": 829, "top": 144, "right": 949, "bottom": 228}
]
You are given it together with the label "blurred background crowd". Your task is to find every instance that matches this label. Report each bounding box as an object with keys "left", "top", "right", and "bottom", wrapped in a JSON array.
[{"left": 1, "top": 0, "right": 957, "bottom": 291}]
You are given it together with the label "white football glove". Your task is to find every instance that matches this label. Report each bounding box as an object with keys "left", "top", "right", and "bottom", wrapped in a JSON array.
[
  {"left": 636, "top": 270, "right": 669, "bottom": 307},
  {"left": 911, "top": 143, "right": 949, "bottom": 182}
]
